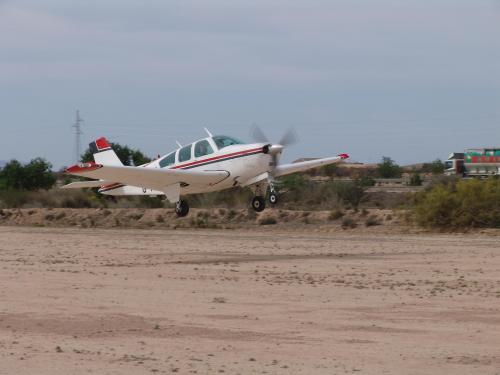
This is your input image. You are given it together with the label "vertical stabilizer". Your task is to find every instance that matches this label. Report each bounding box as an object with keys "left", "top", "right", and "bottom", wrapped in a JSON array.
[{"left": 89, "top": 137, "right": 123, "bottom": 166}]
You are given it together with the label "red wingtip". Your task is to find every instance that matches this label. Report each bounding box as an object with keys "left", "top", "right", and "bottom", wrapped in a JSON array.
[
  {"left": 95, "top": 137, "right": 111, "bottom": 151},
  {"left": 338, "top": 153, "right": 349, "bottom": 160},
  {"left": 66, "top": 162, "right": 102, "bottom": 174}
]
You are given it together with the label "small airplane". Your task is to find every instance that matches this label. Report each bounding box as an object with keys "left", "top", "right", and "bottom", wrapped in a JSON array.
[{"left": 63, "top": 128, "right": 348, "bottom": 216}]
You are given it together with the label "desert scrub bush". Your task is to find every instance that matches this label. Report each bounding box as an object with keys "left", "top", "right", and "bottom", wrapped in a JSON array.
[
  {"left": 341, "top": 217, "right": 357, "bottom": 229},
  {"left": 0, "top": 191, "right": 28, "bottom": 208},
  {"left": 365, "top": 215, "right": 381, "bottom": 227},
  {"left": 61, "top": 193, "right": 93, "bottom": 208},
  {"left": 189, "top": 217, "right": 208, "bottom": 228},
  {"left": 226, "top": 209, "right": 237, "bottom": 219},
  {"left": 357, "top": 176, "right": 376, "bottom": 187},
  {"left": 412, "top": 178, "right": 500, "bottom": 229},
  {"left": 328, "top": 209, "right": 344, "bottom": 221},
  {"left": 197, "top": 210, "right": 210, "bottom": 219},
  {"left": 408, "top": 172, "right": 423, "bottom": 186},
  {"left": 327, "top": 181, "right": 365, "bottom": 209},
  {"left": 259, "top": 217, "right": 277, "bottom": 225},
  {"left": 128, "top": 212, "right": 144, "bottom": 221},
  {"left": 44, "top": 213, "right": 55, "bottom": 221},
  {"left": 138, "top": 196, "right": 164, "bottom": 208}
]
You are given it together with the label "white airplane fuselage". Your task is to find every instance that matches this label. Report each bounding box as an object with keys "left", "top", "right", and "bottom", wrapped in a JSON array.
[{"left": 99, "top": 140, "right": 271, "bottom": 196}]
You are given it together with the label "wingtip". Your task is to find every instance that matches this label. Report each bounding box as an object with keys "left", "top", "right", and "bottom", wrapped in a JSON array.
[
  {"left": 66, "top": 162, "right": 103, "bottom": 174},
  {"left": 338, "top": 153, "right": 349, "bottom": 160}
]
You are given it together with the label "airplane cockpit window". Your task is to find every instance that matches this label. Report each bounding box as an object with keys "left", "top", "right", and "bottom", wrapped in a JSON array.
[
  {"left": 178, "top": 144, "right": 192, "bottom": 162},
  {"left": 194, "top": 140, "right": 214, "bottom": 158},
  {"left": 212, "top": 135, "right": 244, "bottom": 150},
  {"left": 159, "top": 152, "right": 175, "bottom": 168}
]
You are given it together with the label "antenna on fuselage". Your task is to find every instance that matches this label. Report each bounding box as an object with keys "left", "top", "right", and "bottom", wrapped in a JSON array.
[
  {"left": 175, "top": 140, "right": 182, "bottom": 148},
  {"left": 204, "top": 127, "right": 213, "bottom": 137}
]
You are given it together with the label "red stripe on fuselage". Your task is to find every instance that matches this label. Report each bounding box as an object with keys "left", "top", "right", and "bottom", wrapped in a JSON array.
[{"left": 171, "top": 147, "right": 263, "bottom": 170}]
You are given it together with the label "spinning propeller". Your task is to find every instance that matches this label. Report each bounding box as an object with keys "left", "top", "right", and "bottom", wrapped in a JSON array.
[{"left": 250, "top": 125, "right": 298, "bottom": 178}]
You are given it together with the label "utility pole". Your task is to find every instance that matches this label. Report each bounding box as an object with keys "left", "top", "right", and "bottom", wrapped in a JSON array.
[{"left": 73, "top": 110, "right": 84, "bottom": 163}]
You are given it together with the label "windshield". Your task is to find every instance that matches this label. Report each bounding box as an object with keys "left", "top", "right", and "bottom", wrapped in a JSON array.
[{"left": 212, "top": 135, "right": 245, "bottom": 150}]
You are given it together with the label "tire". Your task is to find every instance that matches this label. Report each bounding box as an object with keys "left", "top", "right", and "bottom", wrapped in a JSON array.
[
  {"left": 175, "top": 200, "right": 190, "bottom": 217},
  {"left": 251, "top": 196, "right": 266, "bottom": 212},
  {"left": 269, "top": 192, "right": 278, "bottom": 205}
]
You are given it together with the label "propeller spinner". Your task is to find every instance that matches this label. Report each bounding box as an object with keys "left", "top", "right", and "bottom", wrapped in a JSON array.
[{"left": 251, "top": 125, "right": 298, "bottom": 178}]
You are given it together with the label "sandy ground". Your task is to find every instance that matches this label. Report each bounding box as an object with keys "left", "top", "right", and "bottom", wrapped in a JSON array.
[{"left": 0, "top": 226, "right": 499, "bottom": 375}]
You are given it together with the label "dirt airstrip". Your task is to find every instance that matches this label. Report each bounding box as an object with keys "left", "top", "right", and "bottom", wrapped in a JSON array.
[{"left": 0, "top": 226, "right": 499, "bottom": 374}]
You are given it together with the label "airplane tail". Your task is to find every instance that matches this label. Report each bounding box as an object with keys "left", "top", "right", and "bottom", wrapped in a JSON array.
[{"left": 89, "top": 137, "right": 123, "bottom": 166}]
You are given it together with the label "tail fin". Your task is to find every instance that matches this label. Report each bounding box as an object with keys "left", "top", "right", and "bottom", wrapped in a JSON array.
[{"left": 89, "top": 137, "right": 123, "bottom": 166}]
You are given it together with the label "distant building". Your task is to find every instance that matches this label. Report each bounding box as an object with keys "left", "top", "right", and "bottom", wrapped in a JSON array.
[{"left": 445, "top": 149, "right": 500, "bottom": 176}]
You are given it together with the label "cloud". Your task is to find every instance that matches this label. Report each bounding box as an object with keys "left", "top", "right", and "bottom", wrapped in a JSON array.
[
  {"left": 0, "top": 0, "right": 499, "bottom": 166},
  {"left": 2, "top": 0, "right": 499, "bottom": 87}
]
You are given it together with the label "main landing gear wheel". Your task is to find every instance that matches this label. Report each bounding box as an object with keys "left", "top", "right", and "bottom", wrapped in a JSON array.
[
  {"left": 268, "top": 192, "right": 278, "bottom": 205},
  {"left": 251, "top": 196, "right": 266, "bottom": 212},
  {"left": 175, "top": 200, "right": 189, "bottom": 217}
]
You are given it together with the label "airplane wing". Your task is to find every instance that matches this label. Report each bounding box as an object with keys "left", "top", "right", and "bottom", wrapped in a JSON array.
[
  {"left": 65, "top": 162, "right": 230, "bottom": 192},
  {"left": 61, "top": 180, "right": 111, "bottom": 189},
  {"left": 274, "top": 154, "right": 349, "bottom": 177}
]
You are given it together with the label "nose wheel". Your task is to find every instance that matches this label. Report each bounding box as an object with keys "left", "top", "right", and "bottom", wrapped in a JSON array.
[
  {"left": 175, "top": 199, "right": 190, "bottom": 217},
  {"left": 268, "top": 181, "right": 278, "bottom": 205},
  {"left": 268, "top": 192, "right": 278, "bottom": 205},
  {"left": 251, "top": 196, "right": 266, "bottom": 212}
]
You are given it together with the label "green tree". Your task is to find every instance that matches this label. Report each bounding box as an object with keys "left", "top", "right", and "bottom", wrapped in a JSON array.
[
  {"left": 422, "top": 159, "right": 445, "bottom": 175},
  {"left": 81, "top": 142, "right": 151, "bottom": 166},
  {"left": 0, "top": 160, "right": 24, "bottom": 190},
  {"left": 0, "top": 158, "right": 56, "bottom": 191},
  {"left": 377, "top": 157, "right": 402, "bottom": 178}
]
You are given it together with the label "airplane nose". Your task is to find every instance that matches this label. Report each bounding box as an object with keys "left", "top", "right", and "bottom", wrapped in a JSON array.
[{"left": 263, "top": 144, "right": 284, "bottom": 155}]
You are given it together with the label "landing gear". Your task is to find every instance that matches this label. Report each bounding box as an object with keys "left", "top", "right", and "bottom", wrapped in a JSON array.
[
  {"left": 251, "top": 196, "right": 266, "bottom": 212},
  {"left": 268, "top": 182, "right": 278, "bottom": 205},
  {"left": 268, "top": 192, "right": 278, "bottom": 205},
  {"left": 175, "top": 200, "right": 189, "bottom": 217}
]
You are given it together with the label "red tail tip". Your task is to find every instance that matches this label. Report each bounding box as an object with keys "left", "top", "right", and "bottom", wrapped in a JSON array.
[
  {"left": 95, "top": 137, "right": 111, "bottom": 150},
  {"left": 338, "top": 153, "right": 349, "bottom": 160}
]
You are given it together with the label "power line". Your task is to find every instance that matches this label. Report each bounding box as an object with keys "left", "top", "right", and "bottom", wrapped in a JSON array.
[{"left": 72, "top": 110, "right": 84, "bottom": 163}]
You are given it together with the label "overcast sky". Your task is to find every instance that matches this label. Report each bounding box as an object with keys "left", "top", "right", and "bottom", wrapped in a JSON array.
[{"left": 1, "top": 0, "right": 499, "bottom": 168}]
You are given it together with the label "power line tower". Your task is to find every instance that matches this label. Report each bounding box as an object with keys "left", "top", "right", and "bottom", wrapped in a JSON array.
[{"left": 73, "top": 110, "right": 84, "bottom": 163}]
